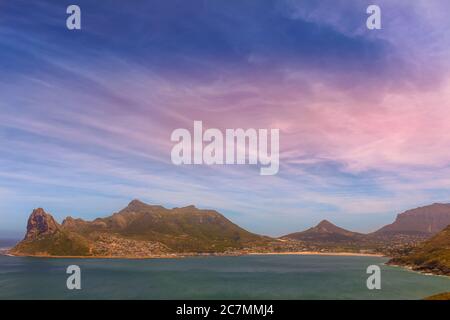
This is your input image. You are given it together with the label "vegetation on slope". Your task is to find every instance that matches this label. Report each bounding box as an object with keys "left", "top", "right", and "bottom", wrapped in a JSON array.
[
  {"left": 12, "top": 200, "right": 271, "bottom": 256},
  {"left": 389, "top": 225, "right": 450, "bottom": 275},
  {"left": 11, "top": 230, "right": 91, "bottom": 256}
]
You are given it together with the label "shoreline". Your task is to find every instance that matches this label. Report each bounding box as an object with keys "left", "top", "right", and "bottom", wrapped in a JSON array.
[
  {"left": 4, "top": 251, "right": 386, "bottom": 259},
  {"left": 386, "top": 261, "right": 450, "bottom": 278},
  {"left": 247, "top": 251, "right": 386, "bottom": 257}
]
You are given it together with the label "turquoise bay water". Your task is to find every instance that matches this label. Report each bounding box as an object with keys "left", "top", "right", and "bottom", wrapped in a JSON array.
[{"left": 0, "top": 254, "right": 448, "bottom": 299}]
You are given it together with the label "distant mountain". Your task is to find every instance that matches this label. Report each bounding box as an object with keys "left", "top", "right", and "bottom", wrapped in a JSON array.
[
  {"left": 0, "top": 238, "right": 19, "bottom": 255},
  {"left": 0, "top": 238, "right": 20, "bottom": 249},
  {"left": 281, "top": 220, "right": 363, "bottom": 243},
  {"left": 373, "top": 203, "right": 450, "bottom": 236},
  {"left": 388, "top": 224, "right": 450, "bottom": 275},
  {"left": 11, "top": 200, "right": 270, "bottom": 257}
]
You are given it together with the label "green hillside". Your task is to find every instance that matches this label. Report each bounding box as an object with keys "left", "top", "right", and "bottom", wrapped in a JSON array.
[
  {"left": 11, "top": 230, "right": 91, "bottom": 256},
  {"left": 11, "top": 200, "right": 270, "bottom": 257},
  {"left": 389, "top": 225, "right": 450, "bottom": 275}
]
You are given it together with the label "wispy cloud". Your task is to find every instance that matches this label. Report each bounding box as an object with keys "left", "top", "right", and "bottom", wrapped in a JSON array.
[{"left": 1, "top": 0, "right": 450, "bottom": 235}]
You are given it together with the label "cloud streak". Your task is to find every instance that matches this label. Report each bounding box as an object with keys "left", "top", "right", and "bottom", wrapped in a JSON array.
[{"left": 1, "top": 0, "right": 450, "bottom": 235}]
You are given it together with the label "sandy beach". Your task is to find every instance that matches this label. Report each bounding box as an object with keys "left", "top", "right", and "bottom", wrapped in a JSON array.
[{"left": 247, "top": 251, "right": 385, "bottom": 257}]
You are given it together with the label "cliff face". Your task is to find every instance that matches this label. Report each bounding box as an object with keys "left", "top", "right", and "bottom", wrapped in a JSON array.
[
  {"left": 24, "top": 208, "right": 60, "bottom": 240},
  {"left": 374, "top": 203, "right": 450, "bottom": 236}
]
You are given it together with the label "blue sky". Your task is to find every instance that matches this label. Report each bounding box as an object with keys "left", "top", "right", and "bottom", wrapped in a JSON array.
[{"left": 1, "top": 0, "right": 450, "bottom": 237}]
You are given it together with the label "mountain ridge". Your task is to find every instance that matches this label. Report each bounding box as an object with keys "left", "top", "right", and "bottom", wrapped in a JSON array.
[
  {"left": 372, "top": 203, "right": 450, "bottom": 236},
  {"left": 9, "top": 200, "right": 450, "bottom": 264},
  {"left": 11, "top": 200, "right": 271, "bottom": 257}
]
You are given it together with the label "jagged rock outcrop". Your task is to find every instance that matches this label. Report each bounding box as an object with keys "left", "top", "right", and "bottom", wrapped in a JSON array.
[{"left": 24, "top": 208, "right": 60, "bottom": 240}]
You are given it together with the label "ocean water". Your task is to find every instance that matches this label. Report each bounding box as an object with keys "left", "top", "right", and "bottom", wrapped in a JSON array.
[{"left": 0, "top": 254, "right": 448, "bottom": 299}]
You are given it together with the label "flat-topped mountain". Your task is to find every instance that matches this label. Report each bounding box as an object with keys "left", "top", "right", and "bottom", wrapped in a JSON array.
[
  {"left": 388, "top": 224, "right": 450, "bottom": 275},
  {"left": 11, "top": 200, "right": 270, "bottom": 257},
  {"left": 281, "top": 220, "right": 363, "bottom": 243},
  {"left": 373, "top": 203, "right": 450, "bottom": 236}
]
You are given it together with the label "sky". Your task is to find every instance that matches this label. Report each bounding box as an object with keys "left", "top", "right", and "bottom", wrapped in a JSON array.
[{"left": 1, "top": 0, "right": 450, "bottom": 237}]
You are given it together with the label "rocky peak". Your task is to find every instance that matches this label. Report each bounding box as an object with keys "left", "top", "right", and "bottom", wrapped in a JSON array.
[
  {"left": 282, "top": 219, "right": 360, "bottom": 241},
  {"left": 126, "top": 199, "right": 148, "bottom": 210},
  {"left": 61, "top": 216, "right": 75, "bottom": 226},
  {"left": 61, "top": 216, "right": 85, "bottom": 228},
  {"left": 124, "top": 199, "right": 166, "bottom": 213},
  {"left": 24, "top": 208, "right": 60, "bottom": 240},
  {"left": 316, "top": 220, "right": 334, "bottom": 229}
]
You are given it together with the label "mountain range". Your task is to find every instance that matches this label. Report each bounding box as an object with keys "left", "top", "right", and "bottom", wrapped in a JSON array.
[
  {"left": 11, "top": 200, "right": 270, "bottom": 257},
  {"left": 281, "top": 203, "right": 450, "bottom": 246},
  {"left": 8, "top": 200, "right": 450, "bottom": 271}
]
